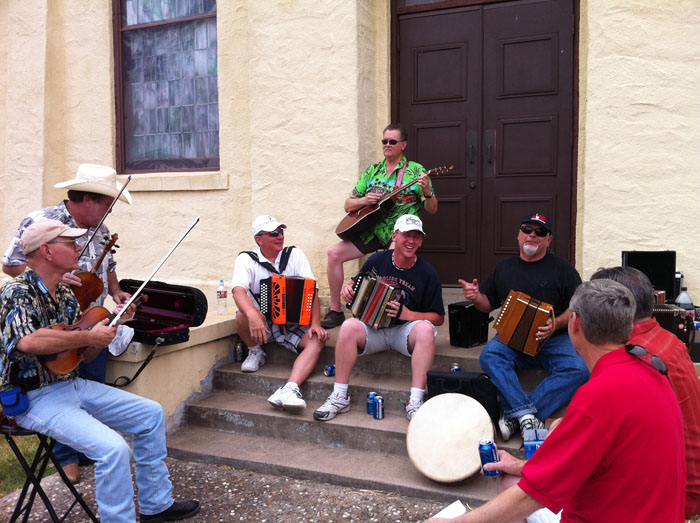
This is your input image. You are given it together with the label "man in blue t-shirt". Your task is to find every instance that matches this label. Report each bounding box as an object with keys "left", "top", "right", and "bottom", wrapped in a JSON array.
[
  {"left": 459, "top": 212, "right": 589, "bottom": 442},
  {"left": 314, "top": 214, "right": 444, "bottom": 422}
]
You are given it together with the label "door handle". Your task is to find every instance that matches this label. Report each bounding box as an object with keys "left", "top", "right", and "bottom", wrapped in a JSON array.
[{"left": 469, "top": 182, "right": 477, "bottom": 189}]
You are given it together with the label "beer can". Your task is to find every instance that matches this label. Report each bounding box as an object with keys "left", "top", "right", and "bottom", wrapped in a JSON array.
[
  {"left": 450, "top": 362, "right": 461, "bottom": 372},
  {"left": 367, "top": 391, "right": 377, "bottom": 415},
  {"left": 323, "top": 364, "right": 335, "bottom": 377},
  {"left": 478, "top": 439, "right": 500, "bottom": 477},
  {"left": 373, "top": 395, "right": 384, "bottom": 420},
  {"left": 233, "top": 342, "right": 244, "bottom": 363}
]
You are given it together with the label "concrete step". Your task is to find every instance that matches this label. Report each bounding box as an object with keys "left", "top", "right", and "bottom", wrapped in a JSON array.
[{"left": 167, "top": 425, "right": 501, "bottom": 506}]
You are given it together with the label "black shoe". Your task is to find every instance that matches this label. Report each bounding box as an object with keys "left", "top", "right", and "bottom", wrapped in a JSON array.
[
  {"left": 140, "top": 500, "right": 201, "bottom": 522},
  {"left": 320, "top": 310, "right": 345, "bottom": 329}
]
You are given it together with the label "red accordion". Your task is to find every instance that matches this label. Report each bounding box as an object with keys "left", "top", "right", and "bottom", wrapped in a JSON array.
[{"left": 259, "top": 276, "right": 316, "bottom": 326}]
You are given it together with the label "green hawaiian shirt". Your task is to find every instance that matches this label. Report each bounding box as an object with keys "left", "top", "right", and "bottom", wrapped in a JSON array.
[
  {"left": 351, "top": 156, "right": 430, "bottom": 247},
  {"left": 0, "top": 269, "right": 80, "bottom": 391}
]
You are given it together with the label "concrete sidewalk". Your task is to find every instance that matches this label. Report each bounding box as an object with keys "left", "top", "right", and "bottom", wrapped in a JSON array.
[{"left": 0, "top": 456, "right": 452, "bottom": 522}]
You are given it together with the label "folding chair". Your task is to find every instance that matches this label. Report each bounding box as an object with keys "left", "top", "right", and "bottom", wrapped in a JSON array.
[{"left": 1, "top": 420, "right": 98, "bottom": 522}]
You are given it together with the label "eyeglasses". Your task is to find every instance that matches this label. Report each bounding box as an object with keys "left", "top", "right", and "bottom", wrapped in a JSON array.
[
  {"left": 520, "top": 225, "right": 550, "bottom": 237},
  {"left": 257, "top": 230, "right": 284, "bottom": 238},
  {"left": 49, "top": 239, "right": 78, "bottom": 248},
  {"left": 625, "top": 344, "right": 668, "bottom": 376},
  {"left": 381, "top": 139, "right": 405, "bottom": 145}
]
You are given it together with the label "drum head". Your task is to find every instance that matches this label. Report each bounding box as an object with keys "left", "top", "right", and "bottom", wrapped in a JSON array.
[{"left": 406, "top": 393, "right": 494, "bottom": 483}]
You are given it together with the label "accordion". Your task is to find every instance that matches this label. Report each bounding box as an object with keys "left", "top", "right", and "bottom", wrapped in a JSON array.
[
  {"left": 347, "top": 271, "right": 403, "bottom": 329},
  {"left": 259, "top": 276, "right": 316, "bottom": 326},
  {"left": 494, "top": 290, "right": 555, "bottom": 356},
  {"left": 653, "top": 304, "right": 694, "bottom": 348}
]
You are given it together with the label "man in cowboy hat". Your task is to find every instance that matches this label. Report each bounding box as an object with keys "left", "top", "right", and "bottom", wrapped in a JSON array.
[{"left": 1, "top": 163, "right": 133, "bottom": 483}]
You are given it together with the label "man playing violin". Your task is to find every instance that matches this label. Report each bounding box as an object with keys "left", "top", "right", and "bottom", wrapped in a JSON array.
[
  {"left": 0, "top": 219, "right": 200, "bottom": 523},
  {"left": 1, "top": 163, "right": 133, "bottom": 483},
  {"left": 322, "top": 124, "right": 438, "bottom": 329}
]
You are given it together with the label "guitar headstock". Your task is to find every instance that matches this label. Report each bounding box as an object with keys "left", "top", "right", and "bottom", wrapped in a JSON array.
[{"left": 427, "top": 165, "right": 454, "bottom": 176}]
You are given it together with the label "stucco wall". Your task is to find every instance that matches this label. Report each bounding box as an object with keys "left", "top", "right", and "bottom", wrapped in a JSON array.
[
  {"left": 1, "top": 0, "right": 699, "bottom": 301},
  {"left": 576, "top": 0, "right": 700, "bottom": 298}
]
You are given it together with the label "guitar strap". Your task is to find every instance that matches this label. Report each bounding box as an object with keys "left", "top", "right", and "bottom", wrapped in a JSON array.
[
  {"left": 393, "top": 161, "right": 408, "bottom": 191},
  {"left": 241, "top": 246, "right": 295, "bottom": 274}
]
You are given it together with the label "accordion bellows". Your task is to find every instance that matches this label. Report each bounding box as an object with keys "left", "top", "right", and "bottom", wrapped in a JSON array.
[
  {"left": 348, "top": 271, "right": 403, "bottom": 329},
  {"left": 494, "top": 290, "right": 555, "bottom": 356},
  {"left": 259, "top": 276, "right": 316, "bottom": 326}
]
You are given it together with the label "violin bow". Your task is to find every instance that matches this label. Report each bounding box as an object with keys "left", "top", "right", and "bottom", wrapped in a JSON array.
[
  {"left": 78, "top": 175, "right": 132, "bottom": 259},
  {"left": 109, "top": 216, "right": 200, "bottom": 327}
]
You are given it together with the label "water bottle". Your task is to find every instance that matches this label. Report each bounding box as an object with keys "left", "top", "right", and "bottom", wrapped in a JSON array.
[
  {"left": 216, "top": 279, "right": 228, "bottom": 315},
  {"left": 675, "top": 287, "right": 694, "bottom": 319}
]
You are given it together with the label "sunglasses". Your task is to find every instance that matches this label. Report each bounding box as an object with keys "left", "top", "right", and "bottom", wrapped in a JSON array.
[
  {"left": 625, "top": 344, "right": 668, "bottom": 376},
  {"left": 520, "top": 225, "right": 550, "bottom": 237},
  {"left": 381, "top": 139, "right": 405, "bottom": 145},
  {"left": 49, "top": 239, "right": 78, "bottom": 248},
  {"left": 257, "top": 230, "right": 284, "bottom": 238}
]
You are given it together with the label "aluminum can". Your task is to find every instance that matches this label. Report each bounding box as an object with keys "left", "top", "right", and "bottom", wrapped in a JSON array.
[
  {"left": 367, "top": 391, "right": 377, "bottom": 415},
  {"left": 373, "top": 395, "right": 384, "bottom": 420},
  {"left": 478, "top": 439, "right": 500, "bottom": 477},
  {"left": 450, "top": 362, "right": 461, "bottom": 372},
  {"left": 233, "top": 342, "right": 244, "bottom": 362},
  {"left": 323, "top": 364, "right": 335, "bottom": 377}
]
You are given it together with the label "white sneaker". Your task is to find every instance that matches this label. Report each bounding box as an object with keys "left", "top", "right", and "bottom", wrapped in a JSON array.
[
  {"left": 405, "top": 398, "right": 424, "bottom": 421},
  {"left": 313, "top": 391, "right": 351, "bottom": 421},
  {"left": 241, "top": 347, "right": 266, "bottom": 372},
  {"left": 267, "top": 383, "right": 306, "bottom": 413}
]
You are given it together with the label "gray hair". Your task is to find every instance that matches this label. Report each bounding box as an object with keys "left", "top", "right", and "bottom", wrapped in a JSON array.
[
  {"left": 590, "top": 266, "right": 654, "bottom": 321},
  {"left": 569, "top": 279, "right": 636, "bottom": 345}
]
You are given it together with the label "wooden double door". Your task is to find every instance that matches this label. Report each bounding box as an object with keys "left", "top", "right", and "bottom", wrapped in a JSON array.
[{"left": 396, "top": 0, "right": 576, "bottom": 285}]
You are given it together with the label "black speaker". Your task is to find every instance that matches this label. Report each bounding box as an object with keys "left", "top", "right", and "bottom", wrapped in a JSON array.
[
  {"left": 448, "top": 301, "right": 491, "bottom": 348},
  {"left": 621, "top": 250, "right": 678, "bottom": 301}
]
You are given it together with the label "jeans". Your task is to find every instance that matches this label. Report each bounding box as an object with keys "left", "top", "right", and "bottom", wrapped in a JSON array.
[
  {"left": 15, "top": 378, "right": 173, "bottom": 523},
  {"left": 479, "top": 333, "right": 589, "bottom": 421},
  {"left": 53, "top": 348, "right": 108, "bottom": 466}
]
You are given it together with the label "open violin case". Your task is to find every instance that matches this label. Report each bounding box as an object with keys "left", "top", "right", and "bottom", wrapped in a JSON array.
[{"left": 119, "top": 279, "right": 208, "bottom": 346}]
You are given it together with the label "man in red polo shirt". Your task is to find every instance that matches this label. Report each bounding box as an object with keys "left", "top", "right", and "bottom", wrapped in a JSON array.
[{"left": 428, "top": 279, "right": 685, "bottom": 522}]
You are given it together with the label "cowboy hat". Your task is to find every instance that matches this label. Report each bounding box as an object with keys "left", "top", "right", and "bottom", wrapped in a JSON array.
[{"left": 54, "top": 164, "right": 132, "bottom": 205}]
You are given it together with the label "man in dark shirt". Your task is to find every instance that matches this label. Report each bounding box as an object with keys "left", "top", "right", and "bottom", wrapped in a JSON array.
[
  {"left": 459, "top": 213, "right": 588, "bottom": 441},
  {"left": 314, "top": 214, "right": 444, "bottom": 422}
]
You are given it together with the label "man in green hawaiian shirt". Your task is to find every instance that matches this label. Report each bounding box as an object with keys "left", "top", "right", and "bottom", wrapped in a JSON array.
[{"left": 322, "top": 124, "right": 438, "bottom": 329}]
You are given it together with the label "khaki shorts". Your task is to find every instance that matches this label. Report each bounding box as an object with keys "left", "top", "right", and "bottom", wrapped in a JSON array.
[{"left": 357, "top": 319, "right": 438, "bottom": 357}]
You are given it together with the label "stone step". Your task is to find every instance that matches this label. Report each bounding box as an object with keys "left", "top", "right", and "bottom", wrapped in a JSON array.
[{"left": 167, "top": 426, "right": 501, "bottom": 506}]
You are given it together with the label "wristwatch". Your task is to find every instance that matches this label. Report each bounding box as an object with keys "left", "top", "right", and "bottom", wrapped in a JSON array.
[{"left": 425, "top": 191, "right": 434, "bottom": 198}]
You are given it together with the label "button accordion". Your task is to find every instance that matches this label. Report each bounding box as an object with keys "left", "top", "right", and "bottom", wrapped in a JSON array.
[
  {"left": 347, "top": 271, "right": 403, "bottom": 329},
  {"left": 259, "top": 276, "right": 316, "bottom": 326},
  {"left": 493, "top": 290, "right": 555, "bottom": 356}
]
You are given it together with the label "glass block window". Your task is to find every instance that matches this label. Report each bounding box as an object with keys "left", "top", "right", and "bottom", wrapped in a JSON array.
[{"left": 115, "top": 1, "right": 219, "bottom": 172}]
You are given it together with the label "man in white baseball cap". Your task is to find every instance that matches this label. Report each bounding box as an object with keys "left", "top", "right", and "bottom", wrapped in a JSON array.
[
  {"left": 0, "top": 219, "right": 200, "bottom": 523},
  {"left": 314, "top": 214, "right": 445, "bottom": 423},
  {"left": 230, "top": 215, "right": 328, "bottom": 412},
  {"left": 1, "top": 163, "right": 133, "bottom": 483}
]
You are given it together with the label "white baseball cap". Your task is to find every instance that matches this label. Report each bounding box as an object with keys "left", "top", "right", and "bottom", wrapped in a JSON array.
[
  {"left": 393, "top": 214, "right": 425, "bottom": 235},
  {"left": 251, "top": 215, "right": 287, "bottom": 237},
  {"left": 20, "top": 219, "right": 87, "bottom": 255}
]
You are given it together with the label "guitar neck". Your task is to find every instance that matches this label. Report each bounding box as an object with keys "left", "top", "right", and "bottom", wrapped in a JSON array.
[{"left": 379, "top": 166, "right": 442, "bottom": 203}]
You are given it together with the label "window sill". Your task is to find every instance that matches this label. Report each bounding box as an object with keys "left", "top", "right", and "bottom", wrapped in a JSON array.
[{"left": 121, "top": 170, "right": 229, "bottom": 192}]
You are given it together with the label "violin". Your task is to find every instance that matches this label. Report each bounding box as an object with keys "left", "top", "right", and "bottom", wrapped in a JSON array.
[
  {"left": 40, "top": 296, "right": 146, "bottom": 375},
  {"left": 71, "top": 234, "right": 119, "bottom": 310},
  {"left": 40, "top": 216, "right": 201, "bottom": 375}
]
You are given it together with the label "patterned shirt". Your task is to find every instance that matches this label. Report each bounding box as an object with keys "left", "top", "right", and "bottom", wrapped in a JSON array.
[
  {"left": 2, "top": 201, "right": 115, "bottom": 307},
  {"left": 351, "top": 157, "right": 430, "bottom": 247},
  {"left": 0, "top": 270, "right": 80, "bottom": 391}
]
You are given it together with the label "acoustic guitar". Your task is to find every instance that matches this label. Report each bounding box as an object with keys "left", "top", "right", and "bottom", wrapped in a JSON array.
[{"left": 335, "top": 164, "right": 453, "bottom": 241}]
